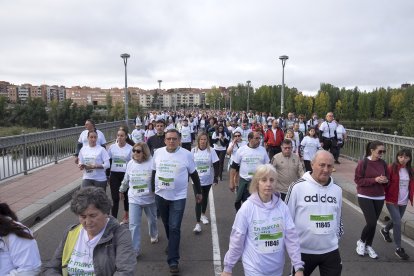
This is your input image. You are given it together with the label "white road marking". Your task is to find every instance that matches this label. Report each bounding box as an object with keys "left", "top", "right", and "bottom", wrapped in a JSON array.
[
  {"left": 209, "top": 188, "right": 223, "bottom": 275},
  {"left": 343, "top": 197, "right": 414, "bottom": 248},
  {"left": 31, "top": 202, "right": 70, "bottom": 233}
]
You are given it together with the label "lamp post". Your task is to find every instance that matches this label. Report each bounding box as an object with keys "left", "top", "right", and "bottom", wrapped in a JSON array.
[
  {"left": 157, "top": 80, "right": 162, "bottom": 110},
  {"left": 120, "top": 53, "right": 130, "bottom": 126},
  {"left": 279, "top": 55, "right": 288, "bottom": 115},
  {"left": 246, "top": 80, "right": 251, "bottom": 112}
]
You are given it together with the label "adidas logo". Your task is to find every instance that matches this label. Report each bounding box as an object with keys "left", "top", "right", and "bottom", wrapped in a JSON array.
[{"left": 304, "top": 194, "right": 337, "bottom": 204}]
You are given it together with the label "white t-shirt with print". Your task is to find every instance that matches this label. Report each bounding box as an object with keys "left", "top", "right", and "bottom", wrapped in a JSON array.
[
  {"left": 131, "top": 129, "right": 145, "bottom": 143},
  {"left": 107, "top": 143, "right": 132, "bottom": 172},
  {"left": 233, "top": 145, "right": 270, "bottom": 180},
  {"left": 125, "top": 159, "right": 155, "bottom": 205},
  {"left": 232, "top": 198, "right": 295, "bottom": 276},
  {"left": 179, "top": 125, "right": 193, "bottom": 143},
  {"left": 152, "top": 147, "right": 196, "bottom": 200},
  {"left": 78, "top": 145, "right": 110, "bottom": 181},
  {"left": 192, "top": 147, "right": 219, "bottom": 186},
  {"left": 78, "top": 129, "right": 107, "bottom": 147},
  {"left": 67, "top": 223, "right": 107, "bottom": 275}
]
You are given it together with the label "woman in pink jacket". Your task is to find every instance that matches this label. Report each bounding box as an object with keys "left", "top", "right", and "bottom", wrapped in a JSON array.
[{"left": 380, "top": 148, "right": 414, "bottom": 260}]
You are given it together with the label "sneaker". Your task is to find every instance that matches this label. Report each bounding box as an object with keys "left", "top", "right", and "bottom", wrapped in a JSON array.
[
  {"left": 334, "top": 160, "right": 341, "bottom": 164},
  {"left": 193, "top": 223, "right": 202, "bottom": 233},
  {"left": 200, "top": 214, "right": 209, "bottom": 225},
  {"left": 169, "top": 264, "right": 179, "bottom": 274},
  {"left": 151, "top": 235, "right": 159, "bottom": 244},
  {"left": 356, "top": 240, "right": 366, "bottom": 256},
  {"left": 380, "top": 228, "right": 392, "bottom": 243},
  {"left": 365, "top": 246, "right": 378, "bottom": 259},
  {"left": 395, "top": 248, "right": 409, "bottom": 260}
]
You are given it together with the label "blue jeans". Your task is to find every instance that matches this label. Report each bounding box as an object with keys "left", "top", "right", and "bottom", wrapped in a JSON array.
[
  {"left": 155, "top": 195, "right": 186, "bottom": 266},
  {"left": 129, "top": 202, "right": 158, "bottom": 255},
  {"left": 385, "top": 203, "right": 407, "bottom": 248}
]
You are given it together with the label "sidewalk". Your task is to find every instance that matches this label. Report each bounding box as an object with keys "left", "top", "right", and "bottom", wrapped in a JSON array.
[
  {"left": 0, "top": 157, "right": 82, "bottom": 227},
  {"left": 1, "top": 155, "right": 413, "bottom": 240}
]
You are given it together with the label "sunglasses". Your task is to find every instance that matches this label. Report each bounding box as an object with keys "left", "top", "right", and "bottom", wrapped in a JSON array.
[
  {"left": 166, "top": 137, "right": 178, "bottom": 141},
  {"left": 378, "top": 150, "right": 386, "bottom": 154},
  {"left": 234, "top": 135, "right": 241, "bottom": 137},
  {"left": 132, "top": 149, "right": 142, "bottom": 153}
]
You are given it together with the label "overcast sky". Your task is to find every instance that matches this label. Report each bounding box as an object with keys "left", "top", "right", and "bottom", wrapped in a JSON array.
[{"left": 1, "top": 0, "right": 413, "bottom": 94}]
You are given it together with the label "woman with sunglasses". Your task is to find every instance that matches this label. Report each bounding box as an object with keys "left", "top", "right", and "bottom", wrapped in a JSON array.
[
  {"left": 119, "top": 142, "right": 158, "bottom": 258},
  {"left": 354, "top": 140, "right": 389, "bottom": 259}
]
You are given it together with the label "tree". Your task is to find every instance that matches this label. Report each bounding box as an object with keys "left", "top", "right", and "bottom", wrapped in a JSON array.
[
  {"left": 314, "top": 91, "right": 330, "bottom": 117},
  {"left": 374, "top": 88, "right": 386, "bottom": 119},
  {"left": 294, "top": 93, "right": 308, "bottom": 116}
]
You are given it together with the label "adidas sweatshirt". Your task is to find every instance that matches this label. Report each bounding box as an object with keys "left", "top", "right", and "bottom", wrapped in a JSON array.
[{"left": 285, "top": 172, "right": 344, "bottom": 254}]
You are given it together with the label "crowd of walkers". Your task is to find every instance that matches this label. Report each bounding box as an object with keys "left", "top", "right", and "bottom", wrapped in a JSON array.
[{"left": 1, "top": 109, "right": 412, "bottom": 275}]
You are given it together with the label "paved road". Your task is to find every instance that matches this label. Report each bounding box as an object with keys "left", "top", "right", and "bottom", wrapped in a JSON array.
[{"left": 35, "top": 172, "right": 414, "bottom": 276}]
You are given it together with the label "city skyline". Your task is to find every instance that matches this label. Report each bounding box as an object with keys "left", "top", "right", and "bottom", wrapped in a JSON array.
[{"left": 1, "top": 0, "right": 413, "bottom": 94}]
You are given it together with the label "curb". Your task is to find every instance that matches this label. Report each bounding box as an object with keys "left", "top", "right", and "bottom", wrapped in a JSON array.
[{"left": 17, "top": 179, "right": 81, "bottom": 227}]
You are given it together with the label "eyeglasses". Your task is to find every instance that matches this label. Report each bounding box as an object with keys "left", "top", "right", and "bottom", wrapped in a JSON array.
[
  {"left": 378, "top": 150, "right": 386, "bottom": 154},
  {"left": 165, "top": 137, "right": 178, "bottom": 141},
  {"left": 132, "top": 149, "right": 142, "bottom": 153}
]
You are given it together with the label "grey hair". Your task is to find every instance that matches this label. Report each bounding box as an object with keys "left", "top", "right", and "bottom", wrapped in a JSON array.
[{"left": 70, "top": 187, "right": 112, "bottom": 215}]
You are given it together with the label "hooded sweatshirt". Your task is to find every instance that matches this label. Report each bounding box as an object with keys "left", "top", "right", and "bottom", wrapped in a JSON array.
[
  {"left": 285, "top": 172, "right": 344, "bottom": 254},
  {"left": 223, "top": 192, "right": 304, "bottom": 276}
]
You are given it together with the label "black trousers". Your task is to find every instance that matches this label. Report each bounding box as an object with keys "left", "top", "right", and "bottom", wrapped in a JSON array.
[
  {"left": 215, "top": 149, "right": 226, "bottom": 179},
  {"left": 109, "top": 171, "right": 129, "bottom": 218},
  {"left": 193, "top": 184, "right": 212, "bottom": 222},
  {"left": 304, "top": 160, "right": 312, "bottom": 172},
  {"left": 322, "top": 138, "right": 337, "bottom": 158},
  {"left": 358, "top": 197, "right": 384, "bottom": 246},
  {"left": 295, "top": 248, "right": 342, "bottom": 276}
]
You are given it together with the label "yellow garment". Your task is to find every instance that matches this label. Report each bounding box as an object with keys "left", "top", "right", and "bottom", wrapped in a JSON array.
[{"left": 61, "top": 224, "right": 82, "bottom": 276}]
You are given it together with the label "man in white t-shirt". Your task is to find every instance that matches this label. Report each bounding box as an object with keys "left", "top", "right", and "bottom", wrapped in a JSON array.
[
  {"left": 229, "top": 131, "right": 270, "bottom": 211},
  {"left": 131, "top": 122, "right": 145, "bottom": 144},
  {"left": 179, "top": 118, "right": 193, "bottom": 151},
  {"left": 151, "top": 129, "right": 202, "bottom": 274}
]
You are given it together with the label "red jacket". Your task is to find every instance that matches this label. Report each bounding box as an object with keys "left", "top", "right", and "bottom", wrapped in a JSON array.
[
  {"left": 385, "top": 164, "right": 414, "bottom": 206},
  {"left": 264, "top": 128, "right": 284, "bottom": 147}
]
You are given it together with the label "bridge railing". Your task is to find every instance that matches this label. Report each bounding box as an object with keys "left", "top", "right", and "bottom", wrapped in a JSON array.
[
  {"left": 341, "top": 128, "right": 414, "bottom": 164},
  {"left": 0, "top": 120, "right": 133, "bottom": 181}
]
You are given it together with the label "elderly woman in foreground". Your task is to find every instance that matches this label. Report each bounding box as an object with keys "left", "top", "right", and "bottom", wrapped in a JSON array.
[
  {"left": 43, "top": 187, "right": 136, "bottom": 275},
  {"left": 221, "top": 164, "right": 304, "bottom": 276}
]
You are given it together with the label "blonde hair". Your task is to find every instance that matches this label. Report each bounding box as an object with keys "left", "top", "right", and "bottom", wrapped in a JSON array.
[
  {"left": 133, "top": 142, "right": 151, "bottom": 161},
  {"left": 249, "top": 164, "right": 277, "bottom": 194},
  {"left": 194, "top": 132, "right": 211, "bottom": 153}
]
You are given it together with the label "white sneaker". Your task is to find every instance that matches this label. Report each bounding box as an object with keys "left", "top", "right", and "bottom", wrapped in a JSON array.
[
  {"left": 365, "top": 246, "right": 378, "bottom": 259},
  {"left": 150, "top": 235, "right": 159, "bottom": 244},
  {"left": 200, "top": 214, "right": 209, "bottom": 225},
  {"left": 193, "top": 223, "right": 202, "bottom": 233},
  {"left": 356, "top": 240, "right": 365, "bottom": 256}
]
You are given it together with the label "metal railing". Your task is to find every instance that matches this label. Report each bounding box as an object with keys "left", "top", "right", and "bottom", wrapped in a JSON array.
[
  {"left": 0, "top": 120, "right": 133, "bottom": 181},
  {"left": 341, "top": 128, "right": 414, "bottom": 163}
]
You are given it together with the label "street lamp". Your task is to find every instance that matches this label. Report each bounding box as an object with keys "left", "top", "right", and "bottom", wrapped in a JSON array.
[
  {"left": 158, "top": 80, "right": 162, "bottom": 110},
  {"left": 279, "top": 55, "right": 289, "bottom": 115},
  {"left": 246, "top": 80, "right": 251, "bottom": 112},
  {"left": 120, "top": 53, "right": 130, "bottom": 126}
]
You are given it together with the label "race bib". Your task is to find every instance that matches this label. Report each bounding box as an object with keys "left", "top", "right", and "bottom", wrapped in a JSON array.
[
  {"left": 310, "top": 214, "right": 335, "bottom": 234},
  {"left": 158, "top": 176, "right": 175, "bottom": 190},
  {"left": 83, "top": 156, "right": 96, "bottom": 176},
  {"left": 112, "top": 155, "right": 127, "bottom": 170},
  {"left": 197, "top": 165, "right": 210, "bottom": 176},
  {"left": 257, "top": 232, "right": 283, "bottom": 253}
]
